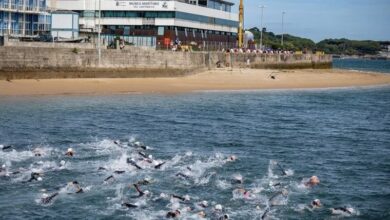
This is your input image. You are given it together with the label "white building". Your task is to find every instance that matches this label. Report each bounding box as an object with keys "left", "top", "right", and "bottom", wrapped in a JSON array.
[
  {"left": 52, "top": 0, "right": 238, "bottom": 49},
  {"left": 51, "top": 10, "right": 79, "bottom": 39}
]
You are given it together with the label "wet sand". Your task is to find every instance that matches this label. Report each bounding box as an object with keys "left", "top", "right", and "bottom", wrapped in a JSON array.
[{"left": 1, "top": 68, "right": 390, "bottom": 96}]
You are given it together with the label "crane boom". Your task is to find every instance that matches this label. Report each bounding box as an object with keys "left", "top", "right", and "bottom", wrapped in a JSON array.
[{"left": 238, "top": 0, "right": 244, "bottom": 48}]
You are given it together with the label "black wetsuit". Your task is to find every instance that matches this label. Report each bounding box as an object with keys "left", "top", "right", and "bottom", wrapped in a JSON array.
[
  {"left": 28, "top": 172, "right": 41, "bottom": 182},
  {"left": 176, "top": 173, "right": 190, "bottom": 179},
  {"left": 122, "top": 202, "right": 138, "bottom": 208},
  {"left": 154, "top": 162, "right": 166, "bottom": 169},
  {"left": 131, "top": 184, "right": 145, "bottom": 198},
  {"left": 41, "top": 192, "right": 59, "bottom": 204},
  {"left": 104, "top": 175, "right": 115, "bottom": 182},
  {"left": 1, "top": 145, "right": 12, "bottom": 151},
  {"left": 127, "top": 158, "right": 142, "bottom": 170},
  {"left": 261, "top": 207, "right": 270, "bottom": 220},
  {"left": 333, "top": 207, "right": 352, "bottom": 214}
]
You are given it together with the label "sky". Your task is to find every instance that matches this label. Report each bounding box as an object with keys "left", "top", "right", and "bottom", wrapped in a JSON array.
[{"left": 231, "top": 0, "right": 390, "bottom": 42}]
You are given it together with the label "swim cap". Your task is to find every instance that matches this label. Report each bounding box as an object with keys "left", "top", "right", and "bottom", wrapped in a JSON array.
[
  {"left": 37, "top": 177, "right": 43, "bottom": 181},
  {"left": 200, "top": 200, "right": 208, "bottom": 207},
  {"left": 215, "top": 204, "right": 223, "bottom": 211},
  {"left": 67, "top": 148, "right": 73, "bottom": 152}
]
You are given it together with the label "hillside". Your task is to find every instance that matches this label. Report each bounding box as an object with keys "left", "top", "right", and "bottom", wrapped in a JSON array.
[{"left": 246, "top": 27, "right": 388, "bottom": 55}]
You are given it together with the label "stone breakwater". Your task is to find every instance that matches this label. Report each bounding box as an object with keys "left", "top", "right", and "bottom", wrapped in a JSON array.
[{"left": 0, "top": 47, "right": 332, "bottom": 80}]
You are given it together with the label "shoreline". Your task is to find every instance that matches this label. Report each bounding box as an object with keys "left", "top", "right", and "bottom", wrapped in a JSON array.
[{"left": 1, "top": 69, "right": 390, "bottom": 96}]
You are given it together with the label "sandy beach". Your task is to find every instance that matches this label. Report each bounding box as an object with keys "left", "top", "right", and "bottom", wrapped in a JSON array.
[{"left": 1, "top": 68, "right": 389, "bottom": 96}]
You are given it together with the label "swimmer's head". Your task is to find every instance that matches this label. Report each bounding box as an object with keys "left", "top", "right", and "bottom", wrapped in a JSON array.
[
  {"left": 148, "top": 155, "right": 153, "bottom": 159},
  {"left": 346, "top": 207, "right": 354, "bottom": 214},
  {"left": 227, "top": 155, "right": 237, "bottom": 161},
  {"left": 311, "top": 199, "right": 321, "bottom": 208},
  {"left": 144, "top": 190, "right": 150, "bottom": 195},
  {"left": 309, "top": 176, "right": 320, "bottom": 185},
  {"left": 184, "top": 195, "right": 190, "bottom": 201},
  {"left": 223, "top": 214, "right": 229, "bottom": 219},
  {"left": 160, "top": 193, "right": 168, "bottom": 198},
  {"left": 215, "top": 204, "right": 223, "bottom": 211},
  {"left": 37, "top": 177, "right": 43, "bottom": 181},
  {"left": 60, "top": 160, "right": 66, "bottom": 166},
  {"left": 1, "top": 164, "right": 5, "bottom": 169},
  {"left": 42, "top": 193, "right": 49, "bottom": 198},
  {"left": 282, "top": 189, "right": 289, "bottom": 196},
  {"left": 200, "top": 200, "right": 208, "bottom": 207},
  {"left": 198, "top": 211, "right": 206, "bottom": 218},
  {"left": 67, "top": 148, "right": 73, "bottom": 153}
]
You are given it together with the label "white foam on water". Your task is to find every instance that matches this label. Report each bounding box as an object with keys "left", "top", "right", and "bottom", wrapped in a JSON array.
[
  {"left": 215, "top": 178, "right": 231, "bottom": 190},
  {"left": 0, "top": 149, "right": 34, "bottom": 163}
]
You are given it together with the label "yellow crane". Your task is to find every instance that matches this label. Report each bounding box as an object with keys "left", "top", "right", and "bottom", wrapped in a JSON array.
[{"left": 238, "top": 0, "right": 244, "bottom": 48}]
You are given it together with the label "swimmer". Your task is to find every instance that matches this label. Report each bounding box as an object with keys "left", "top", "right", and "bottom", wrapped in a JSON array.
[
  {"left": 131, "top": 184, "right": 149, "bottom": 198},
  {"left": 231, "top": 175, "right": 243, "bottom": 184},
  {"left": 0, "top": 164, "right": 6, "bottom": 172},
  {"left": 272, "top": 182, "right": 282, "bottom": 187},
  {"left": 138, "top": 151, "right": 149, "bottom": 159},
  {"left": 331, "top": 207, "right": 355, "bottom": 215},
  {"left": 113, "top": 140, "right": 121, "bottom": 146},
  {"left": 172, "top": 194, "right": 190, "bottom": 202},
  {"left": 41, "top": 192, "right": 59, "bottom": 204},
  {"left": 275, "top": 162, "right": 287, "bottom": 176},
  {"left": 154, "top": 161, "right": 166, "bottom": 169},
  {"left": 226, "top": 155, "right": 237, "bottom": 162},
  {"left": 122, "top": 202, "right": 138, "bottom": 208},
  {"left": 269, "top": 189, "right": 288, "bottom": 206},
  {"left": 136, "top": 177, "right": 152, "bottom": 185},
  {"left": 67, "top": 181, "right": 83, "bottom": 193},
  {"left": 304, "top": 176, "right": 320, "bottom": 187},
  {"left": 219, "top": 214, "right": 229, "bottom": 220},
  {"left": 32, "top": 148, "right": 44, "bottom": 157},
  {"left": 65, "top": 148, "right": 74, "bottom": 157},
  {"left": 176, "top": 172, "right": 191, "bottom": 180},
  {"left": 198, "top": 200, "right": 208, "bottom": 208},
  {"left": 104, "top": 175, "right": 115, "bottom": 183},
  {"left": 114, "top": 170, "right": 126, "bottom": 174},
  {"left": 213, "top": 204, "right": 229, "bottom": 219},
  {"left": 311, "top": 199, "right": 322, "bottom": 208},
  {"left": 133, "top": 141, "right": 149, "bottom": 150},
  {"left": 28, "top": 172, "right": 43, "bottom": 182},
  {"left": 126, "top": 158, "right": 142, "bottom": 170},
  {"left": 261, "top": 207, "right": 270, "bottom": 220},
  {"left": 234, "top": 188, "right": 251, "bottom": 199},
  {"left": 0, "top": 164, "right": 9, "bottom": 177},
  {"left": 59, "top": 160, "right": 66, "bottom": 167},
  {"left": 1, "top": 145, "right": 12, "bottom": 151},
  {"left": 214, "top": 204, "right": 223, "bottom": 212},
  {"left": 166, "top": 210, "right": 181, "bottom": 218},
  {"left": 198, "top": 211, "right": 206, "bottom": 218}
]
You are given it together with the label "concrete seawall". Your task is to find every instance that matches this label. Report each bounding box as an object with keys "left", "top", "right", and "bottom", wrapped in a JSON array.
[{"left": 0, "top": 46, "right": 332, "bottom": 80}]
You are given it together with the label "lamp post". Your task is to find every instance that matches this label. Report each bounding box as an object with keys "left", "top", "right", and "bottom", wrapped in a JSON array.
[
  {"left": 98, "top": 0, "right": 101, "bottom": 67},
  {"left": 259, "top": 5, "right": 265, "bottom": 50},
  {"left": 281, "top": 11, "right": 285, "bottom": 47}
]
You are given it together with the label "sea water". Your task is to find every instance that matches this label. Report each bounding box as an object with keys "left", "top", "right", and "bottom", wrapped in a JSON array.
[
  {"left": 333, "top": 58, "right": 390, "bottom": 73},
  {"left": 0, "top": 87, "right": 389, "bottom": 219}
]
